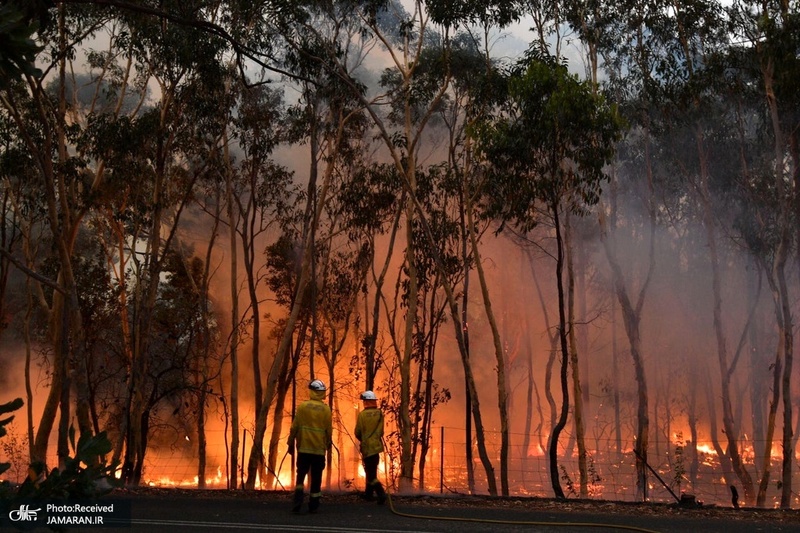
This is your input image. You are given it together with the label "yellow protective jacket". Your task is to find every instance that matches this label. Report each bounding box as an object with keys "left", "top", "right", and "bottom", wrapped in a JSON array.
[
  {"left": 355, "top": 407, "right": 384, "bottom": 458},
  {"left": 288, "top": 390, "right": 332, "bottom": 456}
]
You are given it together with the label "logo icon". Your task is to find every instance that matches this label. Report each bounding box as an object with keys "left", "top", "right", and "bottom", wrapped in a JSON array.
[{"left": 9, "top": 504, "right": 42, "bottom": 522}]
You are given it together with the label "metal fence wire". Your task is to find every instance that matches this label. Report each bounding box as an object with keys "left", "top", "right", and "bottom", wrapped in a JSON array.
[{"left": 109, "top": 426, "right": 797, "bottom": 509}]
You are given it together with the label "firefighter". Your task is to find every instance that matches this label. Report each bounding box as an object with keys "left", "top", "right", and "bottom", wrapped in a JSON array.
[
  {"left": 288, "top": 379, "right": 332, "bottom": 513},
  {"left": 355, "top": 390, "right": 386, "bottom": 504}
]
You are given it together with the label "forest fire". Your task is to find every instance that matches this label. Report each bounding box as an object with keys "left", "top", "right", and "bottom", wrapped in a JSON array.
[
  {"left": 145, "top": 466, "right": 227, "bottom": 489},
  {"left": 2, "top": 0, "right": 800, "bottom": 515}
]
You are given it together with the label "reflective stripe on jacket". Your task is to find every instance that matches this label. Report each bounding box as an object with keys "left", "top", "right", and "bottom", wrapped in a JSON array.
[
  {"left": 289, "top": 390, "right": 332, "bottom": 456},
  {"left": 355, "top": 407, "right": 383, "bottom": 458}
]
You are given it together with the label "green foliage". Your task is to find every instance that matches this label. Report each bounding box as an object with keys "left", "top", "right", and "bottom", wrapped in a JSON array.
[
  {"left": 3, "top": 404, "right": 117, "bottom": 501},
  {"left": 426, "top": 0, "right": 522, "bottom": 29},
  {"left": 17, "top": 431, "right": 119, "bottom": 500},
  {"left": 475, "top": 56, "right": 624, "bottom": 230},
  {"left": 0, "top": 2, "right": 43, "bottom": 87}
]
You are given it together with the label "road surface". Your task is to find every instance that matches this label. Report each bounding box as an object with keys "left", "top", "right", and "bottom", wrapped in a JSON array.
[{"left": 3, "top": 490, "right": 798, "bottom": 532}]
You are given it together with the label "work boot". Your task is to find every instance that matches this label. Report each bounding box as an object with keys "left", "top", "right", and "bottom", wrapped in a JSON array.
[
  {"left": 292, "top": 490, "right": 304, "bottom": 513},
  {"left": 362, "top": 485, "right": 375, "bottom": 501},
  {"left": 308, "top": 495, "right": 320, "bottom": 513},
  {"left": 376, "top": 484, "right": 386, "bottom": 505}
]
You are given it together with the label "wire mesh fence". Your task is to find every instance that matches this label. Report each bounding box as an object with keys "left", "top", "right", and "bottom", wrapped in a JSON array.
[
  {"left": 0, "top": 419, "right": 789, "bottom": 508},
  {"left": 98, "top": 426, "right": 798, "bottom": 509}
]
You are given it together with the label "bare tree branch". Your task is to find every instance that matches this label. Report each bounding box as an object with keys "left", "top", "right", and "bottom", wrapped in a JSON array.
[{"left": 0, "top": 246, "right": 65, "bottom": 294}]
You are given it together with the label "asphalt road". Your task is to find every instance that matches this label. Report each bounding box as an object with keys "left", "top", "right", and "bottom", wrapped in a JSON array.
[{"left": 3, "top": 492, "right": 799, "bottom": 533}]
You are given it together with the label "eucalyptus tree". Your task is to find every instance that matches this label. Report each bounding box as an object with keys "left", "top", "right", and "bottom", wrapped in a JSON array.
[
  {"left": 346, "top": 0, "right": 525, "bottom": 493},
  {"left": 128, "top": 246, "right": 223, "bottom": 480},
  {"left": 727, "top": 0, "right": 800, "bottom": 507},
  {"left": 289, "top": 110, "right": 375, "bottom": 490},
  {"left": 0, "top": 0, "right": 237, "bottom": 483},
  {"left": 440, "top": 29, "right": 518, "bottom": 495},
  {"left": 0, "top": 114, "right": 26, "bottom": 344},
  {"left": 337, "top": 162, "right": 404, "bottom": 393},
  {"left": 263, "top": 0, "right": 526, "bottom": 493},
  {"left": 578, "top": 0, "right": 661, "bottom": 501},
  {"left": 72, "top": 35, "right": 152, "bottom": 469},
  {"left": 597, "top": 123, "right": 657, "bottom": 500},
  {"left": 244, "top": 1, "right": 371, "bottom": 489},
  {"left": 0, "top": 111, "right": 53, "bottom": 459},
  {"left": 407, "top": 163, "right": 471, "bottom": 489},
  {"left": 626, "top": 0, "right": 761, "bottom": 504},
  {"left": 168, "top": 166, "right": 232, "bottom": 489},
  {"left": 80, "top": 1, "right": 234, "bottom": 483},
  {"left": 357, "top": 159, "right": 461, "bottom": 490},
  {"left": 223, "top": 81, "right": 295, "bottom": 489},
  {"left": 361, "top": 2, "right": 453, "bottom": 490},
  {"left": 744, "top": 0, "right": 800, "bottom": 509},
  {"left": 475, "top": 54, "right": 621, "bottom": 498},
  {"left": 314, "top": 239, "right": 371, "bottom": 488},
  {"left": 0, "top": 1, "right": 44, "bottom": 88},
  {"left": 434, "top": 28, "right": 518, "bottom": 494},
  {"left": 397, "top": 1, "right": 527, "bottom": 496},
  {"left": 262, "top": 229, "right": 312, "bottom": 488},
  {"left": 261, "top": 0, "right": 444, "bottom": 491},
  {"left": 0, "top": 2, "right": 118, "bottom": 468}
]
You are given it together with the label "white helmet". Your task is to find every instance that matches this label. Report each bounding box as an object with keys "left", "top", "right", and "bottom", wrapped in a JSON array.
[
  {"left": 309, "top": 379, "right": 326, "bottom": 391},
  {"left": 360, "top": 390, "right": 377, "bottom": 400}
]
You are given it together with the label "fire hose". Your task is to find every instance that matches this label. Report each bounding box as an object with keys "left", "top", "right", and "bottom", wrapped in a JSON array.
[{"left": 378, "top": 441, "right": 663, "bottom": 533}]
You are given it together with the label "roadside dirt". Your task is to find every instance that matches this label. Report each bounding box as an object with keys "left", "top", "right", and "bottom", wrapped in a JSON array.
[{"left": 112, "top": 486, "right": 800, "bottom": 527}]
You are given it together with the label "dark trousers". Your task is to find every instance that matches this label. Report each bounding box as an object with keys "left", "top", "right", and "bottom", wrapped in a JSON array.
[
  {"left": 295, "top": 452, "right": 326, "bottom": 496},
  {"left": 363, "top": 453, "right": 380, "bottom": 491}
]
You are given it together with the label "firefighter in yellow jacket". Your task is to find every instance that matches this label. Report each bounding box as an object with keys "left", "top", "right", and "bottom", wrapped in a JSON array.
[
  {"left": 355, "top": 390, "right": 386, "bottom": 504},
  {"left": 288, "top": 379, "right": 332, "bottom": 513}
]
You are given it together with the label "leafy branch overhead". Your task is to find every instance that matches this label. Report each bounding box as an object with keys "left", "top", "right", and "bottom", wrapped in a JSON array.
[
  {"left": 0, "top": 3, "right": 43, "bottom": 87},
  {"left": 475, "top": 56, "right": 623, "bottom": 231}
]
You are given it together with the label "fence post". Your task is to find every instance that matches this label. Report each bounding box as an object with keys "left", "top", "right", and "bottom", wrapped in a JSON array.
[
  {"left": 241, "top": 428, "right": 247, "bottom": 489},
  {"left": 440, "top": 426, "right": 444, "bottom": 494}
]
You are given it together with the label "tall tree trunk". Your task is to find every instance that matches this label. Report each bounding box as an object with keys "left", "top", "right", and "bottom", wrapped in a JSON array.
[
  {"left": 687, "top": 371, "right": 699, "bottom": 489},
  {"left": 527, "top": 247, "right": 558, "bottom": 473},
  {"left": 225, "top": 143, "right": 240, "bottom": 490},
  {"left": 268, "top": 319, "right": 305, "bottom": 489},
  {"left": 599, "top": 116, "right": 657, "bottom": 501},
  {"left": 547, "top": 200, "right": 569, "bottom": 500},
  {"left": 748, "top": 268, "right": 767, "bottom": 480},
  {"left": 762, "top": 56, "right": 794, "bottom": 508},
  {"left": 599, "top": 211, "right": 651, "bottom": 501},
  {"left": 365, "top": 204, "right": 403, "bottom": 391},
  {"left": 695, "top": 123, "right": 756, "bottom": 504},
  {"left": 566, "top": 212, "right": 588, "bottom": 497},
  {"left": 247, "top": 120, "right": 334, "bottom": 488},
  {"left": 704, "top": 369, "right": 735, "bottom": 489},
  {"left": 197, "top": 387, "right": 207, "bottom": 488},
  {"left": 521, "top": 258, "right": 534, "bottom": 471},
  {"left": 775, "top": 252, "right": 793, "bottom": 508},
  {"left": 459, "top": 186, "right": 475, "bottom": 494},
  {"left": 755, "top": 311, "right": 781, "bottom": 506},
  {"left": 405, "top": 192, "right": 497, "bottom": 495},
  {"left": 399, "top": 181, "right": 418, "bottom": 490},
  {"left": 467, "top": 200, "right": 509, "bottom": 495},
  {"left": 190, "top": 195, "right": 221, "bottom": 488},
  {"left": 24, "top": 277, "right": 35, "bottom": 459},
  {"left": 30, "top": 4, "right": 87, "bottom": 467}
]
